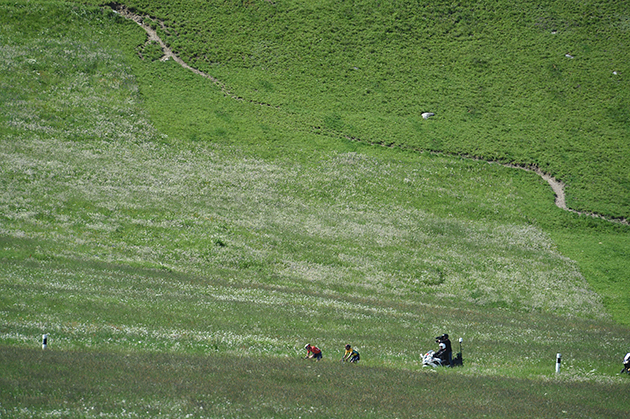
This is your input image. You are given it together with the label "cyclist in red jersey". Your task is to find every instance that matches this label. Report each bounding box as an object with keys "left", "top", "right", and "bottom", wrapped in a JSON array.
[{"left": 304, "top": 344, "right": 322, "bottom": 360}]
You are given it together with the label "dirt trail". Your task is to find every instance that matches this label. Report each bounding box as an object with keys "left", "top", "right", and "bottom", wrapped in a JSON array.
[
  {"left": 504, "top": 163, "right": 628, "bottom": 225},
  {"left": 508, "top": 164, "right": 567, "bottom": 210},
  {"left": 111, "top": 4, "right": 277, "bottom": 108},
  {"left": 111, "top": 4, "right": 628, "bottom": 226}
]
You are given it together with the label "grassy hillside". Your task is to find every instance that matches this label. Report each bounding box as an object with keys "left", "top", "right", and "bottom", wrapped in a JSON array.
[
  {"left": 78, "top": 0, "right": 630, "bottom": 220},
  {"left": 1, "top": 1, "right": 630, "bottom": 417}
]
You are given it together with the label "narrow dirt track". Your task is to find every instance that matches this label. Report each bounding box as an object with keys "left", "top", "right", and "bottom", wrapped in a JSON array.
[
  {"left": 110, "top": 4, "right": 628, "bottom": 226},
  {"left": 111, "top": 4, "right": 278, "bottom": 108}
]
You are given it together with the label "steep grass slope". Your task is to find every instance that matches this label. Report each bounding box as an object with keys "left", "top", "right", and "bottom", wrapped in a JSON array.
[{"left": 78, "top": 0, "right": 630, "bottom": 219}]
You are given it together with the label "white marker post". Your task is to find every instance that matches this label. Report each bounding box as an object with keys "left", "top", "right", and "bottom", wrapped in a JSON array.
[
  {"left": 556, "top": 353, "right": 561, "bottom": 373},
  {"left": 42, "top": 334, "right": 48, "bottom": 350}
]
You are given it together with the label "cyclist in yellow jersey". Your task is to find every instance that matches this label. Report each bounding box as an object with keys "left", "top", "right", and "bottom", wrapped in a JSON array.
[{"left": 342, "top": 344, "right": 360, "bottom": 363}]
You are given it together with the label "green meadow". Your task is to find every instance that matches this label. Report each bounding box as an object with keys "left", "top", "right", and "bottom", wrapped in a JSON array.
[{"left": 1, "top": 1, "right": 629, "bottom": 417}]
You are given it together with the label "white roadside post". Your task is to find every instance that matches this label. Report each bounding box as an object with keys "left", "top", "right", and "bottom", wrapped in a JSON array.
[
  {"left": 42, "top": 334, "right": 48, "bottom": 350},
  {"left": 556, "top": 353, "right": 561, "bottom": 373}
]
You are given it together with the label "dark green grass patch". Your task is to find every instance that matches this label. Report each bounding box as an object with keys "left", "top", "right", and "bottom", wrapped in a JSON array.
[{"left": 2, "top": 346, "right": 629, "bottom": 418}]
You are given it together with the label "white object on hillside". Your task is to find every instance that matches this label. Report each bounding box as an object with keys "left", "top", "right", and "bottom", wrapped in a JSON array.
[
  {"left": 421, "top": 112, "right": 435, "bottom": 119},
  {"left": 422, "top": 350, "right": 443, "bottom": 368},
  {"left": 556, "top": 353, "right": 561, "bottom": 373},
  {"left": 565, "top": 54, "right": 574, "bottom": 59}
]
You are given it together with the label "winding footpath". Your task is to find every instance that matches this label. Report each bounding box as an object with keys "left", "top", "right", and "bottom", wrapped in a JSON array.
[
  {"left": 112, "top": 4, "right": 278, "bottom": 108},
  {"left": 111, "top": 4, "right": 628, "bottom": 226}
]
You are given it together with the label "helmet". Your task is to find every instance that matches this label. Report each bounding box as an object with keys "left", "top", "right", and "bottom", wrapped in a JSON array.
[
  {"left": 345, "top": 344, "right": 351, "bottom": 350},
  {"left": 304, "top": 344, "right": 310, "bottom": 349},
  {"left": 439, "top": 343, "right": 446, "bottom": 349}
]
